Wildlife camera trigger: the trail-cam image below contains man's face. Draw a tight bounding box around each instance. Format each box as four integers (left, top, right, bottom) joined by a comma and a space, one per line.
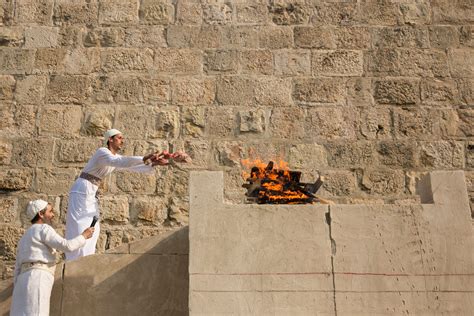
109, 134, 124, 151
40, 204, 55, 226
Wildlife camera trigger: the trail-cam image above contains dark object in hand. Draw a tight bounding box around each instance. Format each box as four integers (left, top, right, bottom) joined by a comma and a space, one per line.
90, 216, 99, 227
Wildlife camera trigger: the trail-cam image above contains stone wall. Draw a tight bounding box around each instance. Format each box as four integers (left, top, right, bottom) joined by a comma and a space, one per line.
0, 0, 473, 279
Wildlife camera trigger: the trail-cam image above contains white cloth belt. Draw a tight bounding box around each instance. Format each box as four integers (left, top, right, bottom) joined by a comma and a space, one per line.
20, 262, 56, 276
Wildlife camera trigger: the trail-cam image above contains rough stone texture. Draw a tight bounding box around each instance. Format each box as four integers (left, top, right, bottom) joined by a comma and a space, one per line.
0, 1, 473, 300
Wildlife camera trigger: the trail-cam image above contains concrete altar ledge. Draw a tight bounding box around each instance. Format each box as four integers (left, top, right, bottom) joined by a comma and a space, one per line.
189, 170, 473, 316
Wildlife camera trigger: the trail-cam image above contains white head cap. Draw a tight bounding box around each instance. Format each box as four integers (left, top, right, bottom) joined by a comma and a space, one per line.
27, 199, 48, 220
103, 129, 122, 146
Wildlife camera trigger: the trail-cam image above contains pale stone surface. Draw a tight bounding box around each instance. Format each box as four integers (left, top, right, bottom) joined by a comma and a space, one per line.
0, 49, 35, 74
312, 50, 363, 76
0, 139, 12, 165
115, 171, 156, 194
274, 49, 310, 76
0, 198, 17, 223
35, 168, 77, 195
12, 138, 54, 167
294, 26, 336, 49
306, 107, 357, 140
14, 0, 54, 24
172, 78, 215, 105
293, 78, 346, 104
46, 75, 92, 104
24, 27, 58, 48
15, 75, 47, 105
0, 76, 15, 100
238, 109, 265, 134
374, 79, 420, 105
100, 48, 154, 72
154, 48, 202, 74
189, 171, 333, 315
139, 0, 174, 25
99, 195, 129, 223
56, 138, 99, 163
39, 105, 83, 136
99, 0, 139, 24
130, 196, 168, 225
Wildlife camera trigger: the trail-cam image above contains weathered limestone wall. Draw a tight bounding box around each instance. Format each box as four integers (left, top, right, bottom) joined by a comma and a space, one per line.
0, 0, 473, 278
189, 171, 473, 315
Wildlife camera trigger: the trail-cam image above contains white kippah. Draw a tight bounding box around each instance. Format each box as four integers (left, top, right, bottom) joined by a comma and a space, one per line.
103, 129, 122, 146
26, 199, 48, 220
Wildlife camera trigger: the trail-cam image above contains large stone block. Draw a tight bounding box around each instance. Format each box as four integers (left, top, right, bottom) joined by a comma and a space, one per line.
182, 107, 206, 138
99, 196, 129, 223
365, 49, 400, 76
0, 0, 15, 26
311, 2, 359, 25
84, 27, 125, 47
399, 1, 432, 25
0, 75, 14, 100
57, 25, 85, 47
269, 107, 306, 140
294, 26, 336, 49
335, 26, 371, 49
100, 48, 154, 72
320, 170, 356, 197
361, 169, 405, 195
258, 26, 293, 49
115, 171, 157, 195
377, 141, 419, 168
130, 196, 167, 225
24, 26, 58, 48
421, 78, 459, 105
54, 0, 99, 25
14, 0, 53, 24
172, 77, 214, 107
124, 26, 167, 48
115, 106, 154, 139
293, 78, 346, 105
98, 0, 139, 24
14, 75, 47, 105
151, 108, 180, 139
429, 25, 460, 48
0, 225, 24, 260
214, 141, 243, 167
166, 25, 222, 48
207, 108, 235, 138
216, 76, 255, 105
154, 48, 202, 74
0, 168, 32, 191
202, 1, 232, 25
0, 104, 37, 137
12, 138, 54, 167
288, 143, 328, 169
204, 49, 239, 74
306, 107, 357, 140
46, 75, 92, 104
312, 50, 363, 76
432, 0, 474, 24
326, 142, 376, 168
33, 48, 67, 74
372, 26, 429, 48
398, 49, 450, 77
64, 48, 101, 74
0, 48, 35, 74
0, 198, 16, 224
139, 0, 174, 25
57, 138, 99, 163
238, 109, 266, 134
222, 26, 259, 48
0, 139, 12, 165
358, 106, 391, 140
268, 0, 310, 25
274, 49, 310, 76
176, 0, 202, 24
457, 109, 473, 137
39, 105, 83, 136
459, 25, 474, 47
83, 106, 114, 136
420, 141, 464, 168
235, 0, 268, 24
35, 168, 77, 195
255, 77, 292, 106
374, 79, 420, 105
359, 1, 401, 25
0, 26, 24, 47
449, 49, 474, 77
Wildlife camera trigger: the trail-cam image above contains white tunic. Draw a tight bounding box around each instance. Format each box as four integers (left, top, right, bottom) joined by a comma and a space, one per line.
65, 147, 153, 261
11, 224, 86, 316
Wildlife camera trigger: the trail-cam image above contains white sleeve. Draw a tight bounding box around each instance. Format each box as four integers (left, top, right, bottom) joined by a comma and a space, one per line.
96, 148, 144, 169
13, 255, 21, 285
41, 225, 86, 253
118, 163, 154, 174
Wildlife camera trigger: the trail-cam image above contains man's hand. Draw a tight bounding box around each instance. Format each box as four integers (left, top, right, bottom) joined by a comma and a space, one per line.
82, 227, 95, 239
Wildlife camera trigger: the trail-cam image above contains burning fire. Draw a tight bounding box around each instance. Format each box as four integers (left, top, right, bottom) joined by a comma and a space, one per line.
241, 159, 314, 204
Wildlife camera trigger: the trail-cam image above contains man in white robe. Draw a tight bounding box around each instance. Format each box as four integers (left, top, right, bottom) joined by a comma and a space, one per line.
64, 129, 171, 261
10, 199, 94, 316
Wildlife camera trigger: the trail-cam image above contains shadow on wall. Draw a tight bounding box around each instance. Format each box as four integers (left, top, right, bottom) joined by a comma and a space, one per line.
0, 227, 189, 316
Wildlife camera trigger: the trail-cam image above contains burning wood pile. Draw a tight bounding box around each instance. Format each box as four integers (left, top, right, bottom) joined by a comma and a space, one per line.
242, 160, 328, 204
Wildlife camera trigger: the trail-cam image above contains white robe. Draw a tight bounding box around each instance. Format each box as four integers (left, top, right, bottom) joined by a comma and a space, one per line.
11, 224, 86, 316
65, 147, 153, 261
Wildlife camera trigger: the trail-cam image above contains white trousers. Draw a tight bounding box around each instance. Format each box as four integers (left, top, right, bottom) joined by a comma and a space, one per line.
10, 269, 54, 316
65, 192, 100, 261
